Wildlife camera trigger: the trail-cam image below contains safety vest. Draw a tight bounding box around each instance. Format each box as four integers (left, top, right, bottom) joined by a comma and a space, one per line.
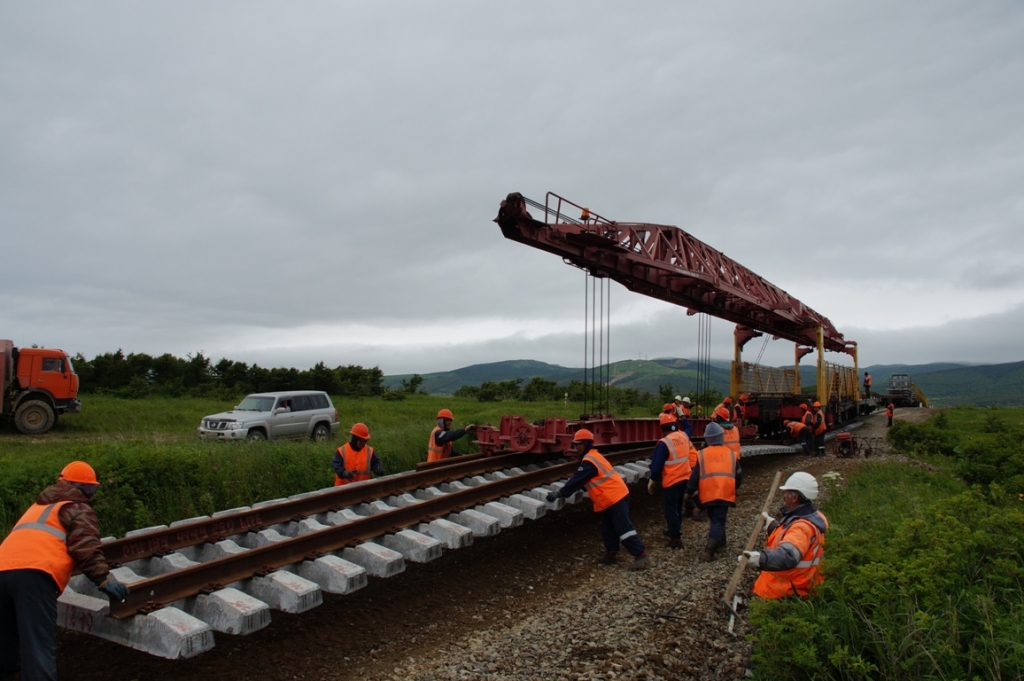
753, 511, 829, 599
427, 427, 451, 462
864, 375, 872, 387
0, 501, 74, 590
722, 424, 742, 460
682, 405, 691, 417
659, 431, 694, 488
334, 443, 375, 486
805, 410, 825, 435
886, 405, 894, 418
786, 421, 807, 438
696, 445, 738, 503
582, 450, 629, 512
733, 404, 744, 424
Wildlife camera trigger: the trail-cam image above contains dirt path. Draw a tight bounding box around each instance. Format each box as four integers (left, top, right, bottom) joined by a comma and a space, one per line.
56, 409, 930, 681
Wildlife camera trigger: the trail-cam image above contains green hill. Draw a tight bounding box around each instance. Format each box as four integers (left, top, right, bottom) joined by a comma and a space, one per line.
905, 361, 1024, 406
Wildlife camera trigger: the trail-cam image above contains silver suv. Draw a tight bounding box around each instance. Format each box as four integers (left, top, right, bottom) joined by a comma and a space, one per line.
198, 391, 340, 442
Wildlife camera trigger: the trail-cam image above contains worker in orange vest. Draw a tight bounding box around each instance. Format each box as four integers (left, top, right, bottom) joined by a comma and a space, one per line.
684, 423, 742, 561
647, 414, 697, 548
673, 395, 693, 438
783, 419, 810, 454
547, 429, 649, 569
804, 401, 826, 456
886, 403, 894, 427
427, 409, 476, 462
741, 472, 829, 599
733, 394, 748, 426
333, 423, 385, 485
714, 406, 742, 460
863, 372, 872, 399
0, 461, 130, 680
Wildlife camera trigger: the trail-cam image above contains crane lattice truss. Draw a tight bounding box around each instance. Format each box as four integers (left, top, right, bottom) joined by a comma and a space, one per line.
495, 192, 857, 357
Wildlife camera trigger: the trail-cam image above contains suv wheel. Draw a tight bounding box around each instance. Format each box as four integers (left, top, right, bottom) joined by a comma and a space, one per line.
311, 423, 331, 442
246, 429, 267, 441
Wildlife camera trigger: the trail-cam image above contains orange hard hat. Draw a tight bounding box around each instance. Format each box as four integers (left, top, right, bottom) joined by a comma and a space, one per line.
740, 394, 748, 402
800, 403, 809, 410
437, 409, 454, 419
723, 397, 733, 405
662, 403, 674, 413
350, 423, 371, 440
659, 413, 676, 426
813, 401, 821, 408
714, 406, 731, 421
60, 461, 99, 486
573, 428, 594, 442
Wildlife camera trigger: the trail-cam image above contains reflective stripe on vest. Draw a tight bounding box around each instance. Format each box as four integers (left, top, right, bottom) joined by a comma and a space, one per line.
722, 426, 741, 460
427, 427, 451, 462
0, 501, 75, 590
696, 445, 737, 503
753, 512, 829, 599
659, 432, 693, 488
581, 451, 629, 513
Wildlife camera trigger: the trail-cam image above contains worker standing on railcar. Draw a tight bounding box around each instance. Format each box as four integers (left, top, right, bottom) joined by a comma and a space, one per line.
0, 461, 130, 681
547, 430, 650, 570
863, 372, 872, 399
714, 406, 742, 460
740, 472, 829, 599
427, 409, 476, 462
733, 395, 748, 426
647, 414, 697, 549
333, 423, 385, 486
685, 423, 741, 561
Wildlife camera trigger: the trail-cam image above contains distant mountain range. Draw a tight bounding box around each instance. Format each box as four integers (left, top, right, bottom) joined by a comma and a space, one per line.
386, 358, 1024, 406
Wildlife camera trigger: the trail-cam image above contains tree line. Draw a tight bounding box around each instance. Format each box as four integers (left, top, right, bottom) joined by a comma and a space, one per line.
73, 350, 385, 399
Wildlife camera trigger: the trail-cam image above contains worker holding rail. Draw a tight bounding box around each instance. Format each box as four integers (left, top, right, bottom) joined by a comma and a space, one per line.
647, 413, 698, 549
547, 429, 650, 570
783, 419, 811, 454
740, 472, 829, 598
427, 409, 476, 462
333, 423, 385, 485
685, 423, 742, 562
673, 395, 694, 438
0, 461, 130, 681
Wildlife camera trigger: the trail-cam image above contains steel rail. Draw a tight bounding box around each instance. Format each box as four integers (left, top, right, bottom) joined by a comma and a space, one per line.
108, 446, 654, 619
101, 451, 549, 565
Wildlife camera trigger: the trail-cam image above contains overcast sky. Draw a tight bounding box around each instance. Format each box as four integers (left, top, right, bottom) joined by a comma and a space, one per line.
3, 2, 1023, 375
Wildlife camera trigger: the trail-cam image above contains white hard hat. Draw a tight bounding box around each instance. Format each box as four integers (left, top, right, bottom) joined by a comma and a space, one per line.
674, 395, 683, 401
682, 397, 691, 404
780, 472, 818, 501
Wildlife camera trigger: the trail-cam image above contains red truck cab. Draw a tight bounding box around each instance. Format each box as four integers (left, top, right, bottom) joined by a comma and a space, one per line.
1, 340, 81, 434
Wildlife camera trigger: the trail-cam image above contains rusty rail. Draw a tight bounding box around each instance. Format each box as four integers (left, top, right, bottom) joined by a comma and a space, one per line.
109, 446, 655, 618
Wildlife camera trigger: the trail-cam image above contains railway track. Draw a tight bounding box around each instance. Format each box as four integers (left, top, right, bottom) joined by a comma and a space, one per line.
59, 446, 669, 658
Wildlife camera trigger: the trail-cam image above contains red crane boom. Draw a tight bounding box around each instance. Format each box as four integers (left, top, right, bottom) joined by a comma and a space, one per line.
495, 192, 855, 355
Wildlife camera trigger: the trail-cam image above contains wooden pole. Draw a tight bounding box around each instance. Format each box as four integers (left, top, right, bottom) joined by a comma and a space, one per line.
723, 470, 783, 611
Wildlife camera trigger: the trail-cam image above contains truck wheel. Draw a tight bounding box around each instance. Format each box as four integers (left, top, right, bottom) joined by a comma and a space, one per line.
311, 423, 331, 442
246, 429, 267, 441
15, 400, 56, 435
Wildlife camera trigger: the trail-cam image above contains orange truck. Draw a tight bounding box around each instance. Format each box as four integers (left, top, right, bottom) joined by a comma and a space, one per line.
1, 340, 81, 434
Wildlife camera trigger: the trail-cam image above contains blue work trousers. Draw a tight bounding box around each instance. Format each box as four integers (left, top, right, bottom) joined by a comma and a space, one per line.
705, 503, 730, 544
600, 496, 645, 557
663, 481, 686, 539
802, 430, 815, 455
0, 569, 60, 681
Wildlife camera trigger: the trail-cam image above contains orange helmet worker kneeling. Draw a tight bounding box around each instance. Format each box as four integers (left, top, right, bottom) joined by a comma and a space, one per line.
427, 409, 477, 462
333, 423, 385, 486
740, 472, 829, 599
546, 429, 650, 570
0, 461, 130, 680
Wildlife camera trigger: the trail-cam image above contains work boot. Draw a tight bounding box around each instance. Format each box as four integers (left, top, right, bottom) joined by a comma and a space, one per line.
692, 509, 708, 523
628, 552, 650, 570
596, 552, 620, 565
702, 538, 720, 562
665, 538, 683, 549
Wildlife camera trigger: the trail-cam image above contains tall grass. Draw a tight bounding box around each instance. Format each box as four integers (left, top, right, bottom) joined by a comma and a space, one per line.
747, 408, 1024, 680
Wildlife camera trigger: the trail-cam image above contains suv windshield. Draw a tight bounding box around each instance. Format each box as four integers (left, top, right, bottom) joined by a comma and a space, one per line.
236, 396, 276, 412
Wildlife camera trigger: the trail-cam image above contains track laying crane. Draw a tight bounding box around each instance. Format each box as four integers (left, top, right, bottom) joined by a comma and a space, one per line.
494, 192, 862, 433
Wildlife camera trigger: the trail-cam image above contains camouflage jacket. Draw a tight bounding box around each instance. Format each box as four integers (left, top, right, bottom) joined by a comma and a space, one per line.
37, 480, 111, 585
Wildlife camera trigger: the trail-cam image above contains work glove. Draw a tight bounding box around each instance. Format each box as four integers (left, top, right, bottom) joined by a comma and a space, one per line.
343, 470, 354, 480
465, 424, 477, 433
545, 490, 560, 503
760, 511, 777, 528
99, 578, 130, 602
647, 479, 657, 495
739, 550, 761, 569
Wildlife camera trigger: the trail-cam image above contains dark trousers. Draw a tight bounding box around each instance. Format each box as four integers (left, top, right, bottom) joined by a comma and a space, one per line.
662, 481, 686, 539
803, 430, 815, 454
0, 569, 60, 681
600, 496, 645, 557
706, 503, 730, 544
